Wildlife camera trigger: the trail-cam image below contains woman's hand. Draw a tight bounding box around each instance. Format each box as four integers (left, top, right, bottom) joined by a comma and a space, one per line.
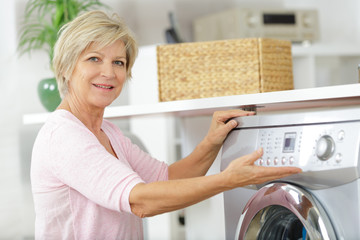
169, 109, 255, 180
204, 109, 255, 147
222, 148, 302, 188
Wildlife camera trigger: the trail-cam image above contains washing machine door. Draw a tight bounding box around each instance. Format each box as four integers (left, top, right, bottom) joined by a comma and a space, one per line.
235, 183, 336, 240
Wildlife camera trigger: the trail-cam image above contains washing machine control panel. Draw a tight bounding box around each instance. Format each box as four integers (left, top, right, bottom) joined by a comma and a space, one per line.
222, 110, 360, 189
255, 121, 360, 172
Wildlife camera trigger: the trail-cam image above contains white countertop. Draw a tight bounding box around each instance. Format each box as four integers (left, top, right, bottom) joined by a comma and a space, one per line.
23, 83, 360, 125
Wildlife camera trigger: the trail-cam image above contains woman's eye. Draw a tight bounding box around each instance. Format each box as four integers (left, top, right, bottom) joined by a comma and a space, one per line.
89, 57, 99, 62
114, 60, 125, 66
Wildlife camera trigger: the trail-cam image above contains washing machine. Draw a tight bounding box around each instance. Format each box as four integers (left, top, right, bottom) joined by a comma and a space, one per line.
221, 106, 360, 240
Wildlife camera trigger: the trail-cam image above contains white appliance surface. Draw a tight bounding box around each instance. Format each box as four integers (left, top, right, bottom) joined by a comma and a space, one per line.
221, 106, 360, 239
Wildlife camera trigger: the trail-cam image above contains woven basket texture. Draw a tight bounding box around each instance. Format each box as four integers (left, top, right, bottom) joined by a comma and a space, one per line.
157, 38, 293, 102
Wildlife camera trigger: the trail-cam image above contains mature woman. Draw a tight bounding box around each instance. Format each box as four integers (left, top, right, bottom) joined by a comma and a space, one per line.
31, 10, 301, 239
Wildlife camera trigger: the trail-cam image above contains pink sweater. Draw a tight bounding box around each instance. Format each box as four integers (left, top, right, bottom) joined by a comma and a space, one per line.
31, 110, 168, 239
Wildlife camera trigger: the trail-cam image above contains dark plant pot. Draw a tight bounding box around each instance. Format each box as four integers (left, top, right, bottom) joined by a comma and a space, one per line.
37, 77, 61, 112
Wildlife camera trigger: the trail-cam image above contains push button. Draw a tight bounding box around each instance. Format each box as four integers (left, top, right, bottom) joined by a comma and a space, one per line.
338, 130, 345, 141
335, 153, 342, 163
259, 158, 264, 166
289, 156, 295, 165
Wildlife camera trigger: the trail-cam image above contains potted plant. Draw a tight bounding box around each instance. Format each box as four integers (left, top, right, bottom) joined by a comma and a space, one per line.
18, 0, 108, 111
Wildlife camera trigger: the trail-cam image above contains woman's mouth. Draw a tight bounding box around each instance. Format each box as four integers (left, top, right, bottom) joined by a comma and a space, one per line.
93, 83, 114, 89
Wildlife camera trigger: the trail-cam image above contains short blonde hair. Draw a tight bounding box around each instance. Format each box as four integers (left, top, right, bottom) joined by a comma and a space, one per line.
53, 10, 138, 98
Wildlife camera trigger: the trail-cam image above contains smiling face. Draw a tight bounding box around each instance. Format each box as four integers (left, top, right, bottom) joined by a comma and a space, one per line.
67, 39, 127, 111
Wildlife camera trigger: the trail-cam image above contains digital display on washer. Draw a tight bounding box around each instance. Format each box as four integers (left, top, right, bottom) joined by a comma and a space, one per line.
283, 132, 297, 153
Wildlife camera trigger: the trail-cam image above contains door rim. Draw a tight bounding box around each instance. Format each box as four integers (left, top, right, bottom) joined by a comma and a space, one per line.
235, 182, 337, 240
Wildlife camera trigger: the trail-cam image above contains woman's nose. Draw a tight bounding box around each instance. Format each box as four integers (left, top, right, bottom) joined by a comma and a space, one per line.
101, 62, 115, 78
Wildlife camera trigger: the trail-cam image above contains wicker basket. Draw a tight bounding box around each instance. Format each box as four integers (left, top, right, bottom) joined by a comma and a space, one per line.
157, 38, 293, 102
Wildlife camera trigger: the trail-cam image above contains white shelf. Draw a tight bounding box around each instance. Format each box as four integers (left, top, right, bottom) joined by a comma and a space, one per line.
292, 43, 360, 57
23, 83, 360, 125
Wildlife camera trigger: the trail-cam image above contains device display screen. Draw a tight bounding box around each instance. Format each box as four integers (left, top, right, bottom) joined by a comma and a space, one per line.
283, 132, 297, 153
263, 13, 296, 24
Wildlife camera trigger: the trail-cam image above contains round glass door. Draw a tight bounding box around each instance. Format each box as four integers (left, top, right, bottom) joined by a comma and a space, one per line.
246, 205, 309, 239
236, 183, 336, 240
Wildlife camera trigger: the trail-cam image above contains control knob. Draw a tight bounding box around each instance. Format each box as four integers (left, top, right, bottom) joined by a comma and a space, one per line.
316, 135, 335, 160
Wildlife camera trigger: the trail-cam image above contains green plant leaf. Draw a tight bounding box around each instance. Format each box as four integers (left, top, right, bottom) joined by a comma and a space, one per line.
18, 0, 109, 68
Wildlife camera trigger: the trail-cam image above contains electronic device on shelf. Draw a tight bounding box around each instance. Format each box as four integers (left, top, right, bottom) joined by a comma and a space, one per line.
193, 8, 319, 43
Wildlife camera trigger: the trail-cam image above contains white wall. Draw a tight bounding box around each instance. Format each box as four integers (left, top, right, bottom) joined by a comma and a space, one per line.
284, 0, 360, 45
2, 0, 360, 239
0, 1, 28, 239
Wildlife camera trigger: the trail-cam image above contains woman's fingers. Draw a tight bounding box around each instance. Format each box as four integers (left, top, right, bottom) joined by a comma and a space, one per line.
206, 110, 253, 146
214, 109, 255, 123
225, 148, 302, 187
241, 148, 302, 175
258, 165, 302, 178
243, 148, 263, 164
223, 119, 238, 132
251, 166, 302, 184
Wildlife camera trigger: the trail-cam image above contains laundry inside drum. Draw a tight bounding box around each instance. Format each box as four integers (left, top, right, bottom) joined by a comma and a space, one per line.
245, 205, 309, 240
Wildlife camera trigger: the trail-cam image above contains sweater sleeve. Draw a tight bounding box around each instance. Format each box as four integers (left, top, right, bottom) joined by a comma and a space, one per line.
49, 122, 144, 213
